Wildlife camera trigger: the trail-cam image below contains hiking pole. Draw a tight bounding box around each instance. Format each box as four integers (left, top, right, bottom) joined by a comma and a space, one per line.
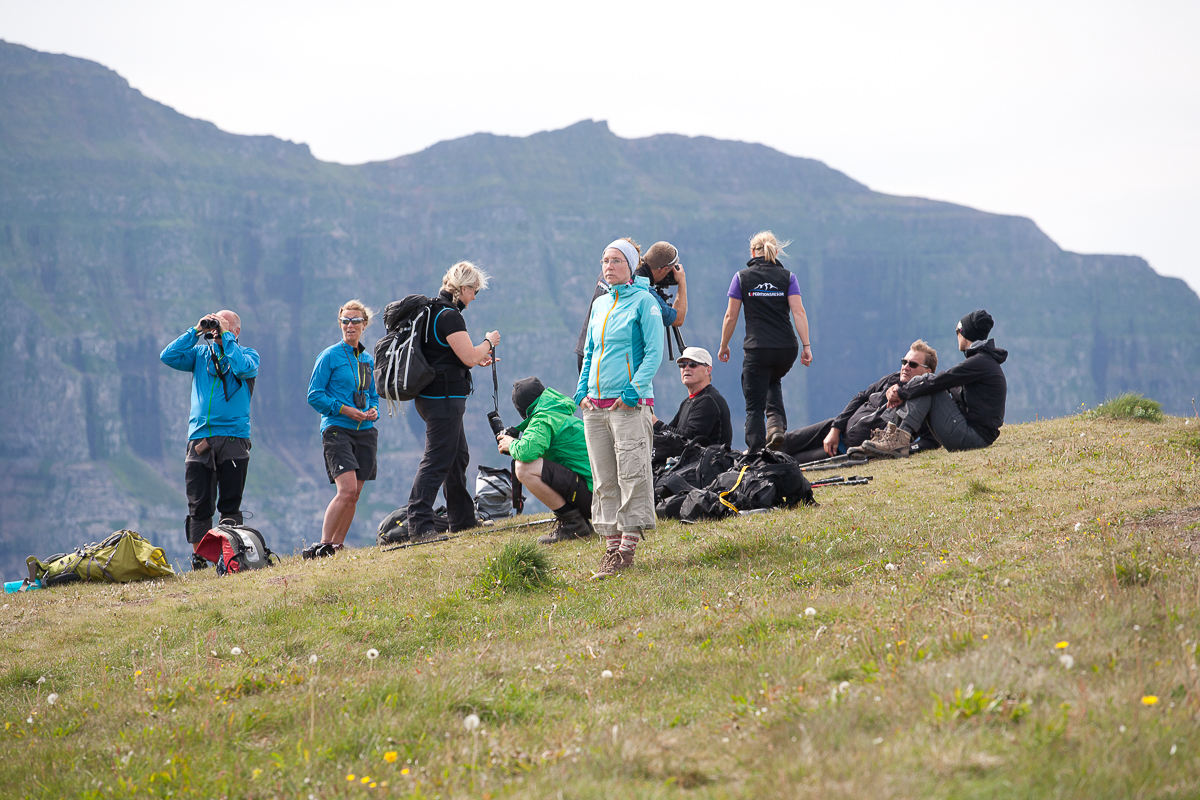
801, 457, 869, 473
811, 476, 873, 488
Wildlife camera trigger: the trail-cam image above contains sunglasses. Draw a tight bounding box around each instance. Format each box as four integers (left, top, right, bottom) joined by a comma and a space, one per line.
900, 359, 927, 370
678, 360, 705, 369
340, 317, 366, 326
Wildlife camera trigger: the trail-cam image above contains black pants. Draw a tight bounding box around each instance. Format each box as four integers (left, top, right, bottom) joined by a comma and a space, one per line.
781, 418, 834, 464
407, 397, 476, 534
742, 346, 798, 452
184, 440, 249, 544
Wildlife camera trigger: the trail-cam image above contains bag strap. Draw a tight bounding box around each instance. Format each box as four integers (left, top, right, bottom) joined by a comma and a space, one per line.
718, 466, 749, 514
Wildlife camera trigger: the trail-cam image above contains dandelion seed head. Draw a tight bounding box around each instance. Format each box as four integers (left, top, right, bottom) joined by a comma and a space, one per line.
804, 607, 816, 617
36, 676, 46, 685
1059, 654, 1075, 670
885, 563, 897, 571
46, 693, 58, 705
838, 681, 850, 693
367, 648, 379, 660
464, 713, 481, 731
601, 669, 614, 679
230, 647, 242, 656
309, 655, 318, 665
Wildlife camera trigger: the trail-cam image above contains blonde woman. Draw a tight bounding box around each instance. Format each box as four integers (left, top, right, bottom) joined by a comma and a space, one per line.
405, 262, 500, 542
717, 231, 812, 452
305, 300, 380, 558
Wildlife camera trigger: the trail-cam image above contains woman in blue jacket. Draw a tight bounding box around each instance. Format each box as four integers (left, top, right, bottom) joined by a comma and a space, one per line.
305, 300, 381, 558
575, 238, 664, 579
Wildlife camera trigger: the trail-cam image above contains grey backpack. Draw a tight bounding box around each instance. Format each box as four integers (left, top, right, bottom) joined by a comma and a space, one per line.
474, 466, 515, 521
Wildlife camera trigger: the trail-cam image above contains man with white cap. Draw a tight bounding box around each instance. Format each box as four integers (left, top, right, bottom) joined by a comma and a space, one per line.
652, 346, 733, 447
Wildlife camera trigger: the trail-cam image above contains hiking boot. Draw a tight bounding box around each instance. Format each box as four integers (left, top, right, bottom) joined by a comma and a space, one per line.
589, 550, 621, 580
190, 553, 210, 571
861, 422, 912, 458
765, 429, 786, 451
410, 527, 447, 545
302, 542, 336, 560
538, 507, 593, 545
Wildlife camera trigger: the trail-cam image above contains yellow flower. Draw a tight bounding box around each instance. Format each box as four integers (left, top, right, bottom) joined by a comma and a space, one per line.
383, 751, 398, 763
1055, 641, 1069, 649
370, 783, 377, 788
361, 776, 371, 784
346, 774, 356, 781
134, 671, 142, 676
401, 768, 410, 775
1142, 695, 1159, 706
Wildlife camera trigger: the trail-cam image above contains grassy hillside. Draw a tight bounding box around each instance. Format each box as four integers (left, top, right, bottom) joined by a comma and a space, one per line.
2, 414, 1199, 798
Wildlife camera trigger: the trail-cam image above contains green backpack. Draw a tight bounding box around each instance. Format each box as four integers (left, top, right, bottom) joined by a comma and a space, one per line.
27, 530, 176, 586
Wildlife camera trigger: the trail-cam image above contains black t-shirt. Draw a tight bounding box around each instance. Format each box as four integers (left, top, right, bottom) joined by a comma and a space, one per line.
420, 292, 472, 398
654, 384, 733, 447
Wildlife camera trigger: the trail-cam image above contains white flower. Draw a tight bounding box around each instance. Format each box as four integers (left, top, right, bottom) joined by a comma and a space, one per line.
1119, 725, 1127, 733
230, 647, 242, 656
309, 655, 319, 665
838, 681, 850, 693
804, 607, 816, 617
1074, 523, 1083, 532
26, 717, 33, 724
1059, 654, 1075, 670
885, 563, 897, 572
366, 649, 379, 660
36, 676, 46, 685
1171, 743, 1178, 755
463, 714, 481, 731
601, 669, 614, 679
46, 693, 58, 705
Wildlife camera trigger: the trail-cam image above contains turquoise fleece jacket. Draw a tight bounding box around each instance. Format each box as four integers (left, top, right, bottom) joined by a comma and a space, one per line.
160, 329, 259, 440
307, 341, 381, 432
574, 276, 664, 407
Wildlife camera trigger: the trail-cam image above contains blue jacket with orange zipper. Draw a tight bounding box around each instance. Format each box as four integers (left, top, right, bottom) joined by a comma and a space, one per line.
574, 275, 664, 407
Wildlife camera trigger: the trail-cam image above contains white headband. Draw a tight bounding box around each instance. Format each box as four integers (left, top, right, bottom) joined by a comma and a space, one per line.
604, 239, 639, 283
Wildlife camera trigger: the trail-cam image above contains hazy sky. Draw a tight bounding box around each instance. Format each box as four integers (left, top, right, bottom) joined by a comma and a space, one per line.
6, 1, 1199, 292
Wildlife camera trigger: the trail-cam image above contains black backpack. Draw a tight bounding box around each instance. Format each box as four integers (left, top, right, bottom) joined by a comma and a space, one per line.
377, 505, 452, 546
375, 295, 436, 411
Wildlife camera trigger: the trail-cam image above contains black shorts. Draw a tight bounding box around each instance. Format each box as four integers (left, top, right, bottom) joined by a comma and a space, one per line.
539, 460, 592, 519
322, 426, 379, 483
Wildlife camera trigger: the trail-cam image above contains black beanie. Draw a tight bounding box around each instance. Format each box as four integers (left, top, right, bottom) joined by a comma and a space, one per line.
958, 309, 994, 342
512, 377, 545, 419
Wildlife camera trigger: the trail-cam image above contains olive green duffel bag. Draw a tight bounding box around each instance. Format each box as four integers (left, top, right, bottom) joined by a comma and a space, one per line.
27, 530, 176, 586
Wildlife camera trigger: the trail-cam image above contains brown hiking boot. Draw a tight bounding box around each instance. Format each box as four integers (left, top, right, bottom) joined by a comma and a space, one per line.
765, 428, 786, 451
861, 422, 912, 458
538, 507, 593, 545
589, 550, 621, 580
848, 427, 888, 458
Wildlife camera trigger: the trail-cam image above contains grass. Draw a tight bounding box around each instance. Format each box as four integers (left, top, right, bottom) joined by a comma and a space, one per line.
1089, 392, 1165, 422
1, 412, 1199, 798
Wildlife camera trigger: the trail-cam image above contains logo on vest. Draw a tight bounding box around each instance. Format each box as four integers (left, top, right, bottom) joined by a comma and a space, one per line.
754, 283, 778, 291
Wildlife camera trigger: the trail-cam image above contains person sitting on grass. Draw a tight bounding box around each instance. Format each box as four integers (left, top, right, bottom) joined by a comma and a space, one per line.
651, 346, 732, 448
497, 377, 595, 545
863, 309, 1008, 458
779, 340, 938, 463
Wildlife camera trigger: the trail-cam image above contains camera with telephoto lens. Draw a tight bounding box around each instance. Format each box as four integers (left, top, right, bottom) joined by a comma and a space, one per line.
487, 411, 519, 439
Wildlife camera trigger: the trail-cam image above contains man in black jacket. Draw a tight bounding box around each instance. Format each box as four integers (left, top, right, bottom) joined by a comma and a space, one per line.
779, 340, 938, 463
652, 347, 733, 447
863, 310, 1008, 457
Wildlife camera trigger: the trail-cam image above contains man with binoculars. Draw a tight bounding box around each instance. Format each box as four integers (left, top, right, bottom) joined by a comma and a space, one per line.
160, 310, 259, 569
496, 377, 594, 544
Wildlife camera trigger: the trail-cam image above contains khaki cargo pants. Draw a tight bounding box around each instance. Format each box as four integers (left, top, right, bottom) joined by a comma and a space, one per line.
582, 403, 656, 535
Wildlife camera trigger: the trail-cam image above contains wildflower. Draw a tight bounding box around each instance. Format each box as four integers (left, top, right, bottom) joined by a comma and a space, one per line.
383, 751, 398, 763
46, 693, 58, 705
367, 648, 379, 660
885, 563, 897, 572
309, 655, 318, 665
134, 671, 142, 677
251, 768, 262, 779
1074, 523, 1083, 532
231, 647, 242, 656
401, 768, 410, 775
1142, 695, 1159, 706
464, 714, 481, 731
1171, 744, 1178, 755
804, 607, 816, 617
1059, 654, 1075, 670
26, 717, 33, 724
601, 670, 614, 679
361, 776, 371, 784
346, 774, 356, 781
36, 676, 46, 685
1055, 641, 1069, 649
370, 783, 377, 788
838, 681, 850, 693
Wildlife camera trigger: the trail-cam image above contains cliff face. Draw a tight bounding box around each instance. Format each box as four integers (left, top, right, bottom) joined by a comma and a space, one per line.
2, 41, 1197, 578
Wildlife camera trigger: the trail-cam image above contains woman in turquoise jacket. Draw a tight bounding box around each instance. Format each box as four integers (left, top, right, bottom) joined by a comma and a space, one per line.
574, 238, 664, 579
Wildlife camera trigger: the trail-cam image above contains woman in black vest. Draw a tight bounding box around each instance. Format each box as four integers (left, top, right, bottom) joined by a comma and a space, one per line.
717, 231, 813, 452
405, 261, 500, 541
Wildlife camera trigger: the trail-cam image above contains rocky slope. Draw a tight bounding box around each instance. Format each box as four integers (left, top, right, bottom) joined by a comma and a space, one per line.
2, 40, 1197, 577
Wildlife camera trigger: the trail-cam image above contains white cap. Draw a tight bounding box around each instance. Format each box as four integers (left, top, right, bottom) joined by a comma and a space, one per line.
676, 347, 713, 367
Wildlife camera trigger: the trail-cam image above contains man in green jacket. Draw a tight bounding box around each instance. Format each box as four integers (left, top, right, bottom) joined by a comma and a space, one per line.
497, 377, 594, 544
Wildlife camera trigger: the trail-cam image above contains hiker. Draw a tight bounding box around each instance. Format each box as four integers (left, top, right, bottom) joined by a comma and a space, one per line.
574, 240, 687, 372
496, 377, 595, 545
405, 261, 501, 542
717, 231, 813, 452
159, 309, 260, 570
303, 300, 381, 559
863, 310, 1008, 457
779, 340, 938, 463
652, 346, 733, 447
575, 238, 664, 579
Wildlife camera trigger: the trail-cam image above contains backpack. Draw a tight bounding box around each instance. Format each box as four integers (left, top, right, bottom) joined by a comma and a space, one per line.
195, 523, 280, 575
26, 530, 175, 585
475, 465, 515, 521
374, 294, 436, 413
377, 505, 452, 545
